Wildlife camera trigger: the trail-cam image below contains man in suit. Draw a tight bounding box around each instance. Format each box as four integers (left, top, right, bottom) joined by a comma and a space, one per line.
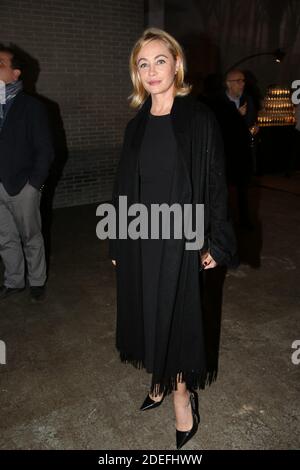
0, 45, 54, 301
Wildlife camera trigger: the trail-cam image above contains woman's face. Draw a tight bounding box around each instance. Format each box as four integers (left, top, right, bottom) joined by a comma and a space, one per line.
136, 39, 179, 97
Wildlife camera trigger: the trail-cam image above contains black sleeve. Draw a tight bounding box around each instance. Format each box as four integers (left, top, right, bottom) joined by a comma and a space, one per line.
108, 168, 119, 260
108, 120, 133, 260
207, 115, 239, 268
28, 100, 55, 190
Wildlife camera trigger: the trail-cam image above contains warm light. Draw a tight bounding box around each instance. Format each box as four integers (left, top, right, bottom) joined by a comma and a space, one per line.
258, 85, 295, 127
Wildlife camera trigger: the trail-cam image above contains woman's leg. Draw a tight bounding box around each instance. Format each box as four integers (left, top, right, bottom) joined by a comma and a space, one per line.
173, 381, 193, 431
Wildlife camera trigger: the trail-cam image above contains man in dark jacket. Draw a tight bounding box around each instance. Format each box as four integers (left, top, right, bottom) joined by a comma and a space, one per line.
0, 45, 54, 301
210, 69, 258, 229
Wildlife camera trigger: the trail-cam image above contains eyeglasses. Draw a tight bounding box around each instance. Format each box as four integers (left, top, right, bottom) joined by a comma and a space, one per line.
227, 79, 245, 83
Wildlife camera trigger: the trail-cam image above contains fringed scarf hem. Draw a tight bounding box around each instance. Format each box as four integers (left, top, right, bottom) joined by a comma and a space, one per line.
119, 351, 217, 397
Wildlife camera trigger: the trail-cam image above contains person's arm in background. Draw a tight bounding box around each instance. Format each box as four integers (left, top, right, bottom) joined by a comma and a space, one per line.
243, 94, 259, 135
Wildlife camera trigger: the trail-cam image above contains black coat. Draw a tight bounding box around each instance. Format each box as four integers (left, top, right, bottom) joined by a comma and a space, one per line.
209, 92, 254, 184
0, 92, 54, 195
109, 95, 237, 395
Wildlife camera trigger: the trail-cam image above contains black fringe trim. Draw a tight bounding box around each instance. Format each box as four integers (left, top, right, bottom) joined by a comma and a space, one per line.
119, 352, 145, 370
119, 352, 218, 397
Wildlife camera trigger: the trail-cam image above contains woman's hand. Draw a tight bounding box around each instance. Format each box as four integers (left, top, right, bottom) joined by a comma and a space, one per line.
112, 260, 116, 267
200, 252, 217, 270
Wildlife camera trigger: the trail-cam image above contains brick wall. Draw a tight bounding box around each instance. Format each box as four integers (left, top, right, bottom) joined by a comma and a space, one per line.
1, 0, 144, 207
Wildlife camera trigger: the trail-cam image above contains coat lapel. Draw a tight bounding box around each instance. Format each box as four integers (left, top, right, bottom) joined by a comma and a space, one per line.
131, 97, 151, 154
0, 92, 24, 135
170, 95, 194, 199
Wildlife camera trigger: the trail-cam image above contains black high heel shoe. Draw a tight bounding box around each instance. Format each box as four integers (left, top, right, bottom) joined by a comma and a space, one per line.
140, 391, 165, 411
176, 390, 200, 450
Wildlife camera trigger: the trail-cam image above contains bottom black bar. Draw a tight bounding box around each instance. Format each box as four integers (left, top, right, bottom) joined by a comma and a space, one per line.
0, 450, 299, 467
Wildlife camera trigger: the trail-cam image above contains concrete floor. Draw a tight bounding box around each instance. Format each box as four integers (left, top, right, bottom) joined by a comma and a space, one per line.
0, 175, 299, 450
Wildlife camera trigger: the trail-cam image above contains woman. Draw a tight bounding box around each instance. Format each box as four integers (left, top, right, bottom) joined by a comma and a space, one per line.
109, 28, 237, 449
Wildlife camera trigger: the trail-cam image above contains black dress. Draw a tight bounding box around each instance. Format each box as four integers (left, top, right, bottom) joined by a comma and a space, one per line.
111, 95, 237, 396
139, 113, 177, 372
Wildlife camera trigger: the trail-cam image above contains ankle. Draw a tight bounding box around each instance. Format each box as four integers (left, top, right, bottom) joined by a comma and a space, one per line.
173, 390, 190, 406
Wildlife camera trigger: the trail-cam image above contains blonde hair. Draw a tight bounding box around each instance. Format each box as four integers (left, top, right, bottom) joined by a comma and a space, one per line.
129, 28, 191, 108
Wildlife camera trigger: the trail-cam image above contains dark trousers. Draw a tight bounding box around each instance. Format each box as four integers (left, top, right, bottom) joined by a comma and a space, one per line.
236, 183, 251, 225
